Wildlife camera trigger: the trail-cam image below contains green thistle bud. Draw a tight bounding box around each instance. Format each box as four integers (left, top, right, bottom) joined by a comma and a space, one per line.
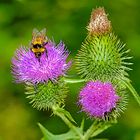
25, 78, 68, 110
75, 8, 132, 82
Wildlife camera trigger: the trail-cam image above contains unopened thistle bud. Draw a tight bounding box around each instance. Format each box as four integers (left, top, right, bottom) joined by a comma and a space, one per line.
76, 8, 132, 82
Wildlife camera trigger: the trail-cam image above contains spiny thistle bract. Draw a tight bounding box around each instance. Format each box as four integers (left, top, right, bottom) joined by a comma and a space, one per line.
75, 8, 132, 82
79, 81, 127, 120
25, 78, 68, 110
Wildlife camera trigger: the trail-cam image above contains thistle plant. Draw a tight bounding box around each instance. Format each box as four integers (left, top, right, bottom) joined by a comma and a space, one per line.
11, 7, 140, 140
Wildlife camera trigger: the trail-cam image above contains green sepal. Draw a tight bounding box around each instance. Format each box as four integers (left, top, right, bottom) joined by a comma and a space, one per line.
38, 123, 78, 140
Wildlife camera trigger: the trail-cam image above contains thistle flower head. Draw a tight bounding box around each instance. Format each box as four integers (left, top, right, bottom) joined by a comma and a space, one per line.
12, 41, 71, 84
79, 81, 126, 119
87, 7, 112, 35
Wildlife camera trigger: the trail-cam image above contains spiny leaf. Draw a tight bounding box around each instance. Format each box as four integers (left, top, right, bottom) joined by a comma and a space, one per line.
38, 123, 54, 140
80, 118, 85, 132
38, 123, 78, 140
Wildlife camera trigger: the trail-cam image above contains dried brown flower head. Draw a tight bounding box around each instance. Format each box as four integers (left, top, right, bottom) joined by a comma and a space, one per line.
87, 7, 112, 35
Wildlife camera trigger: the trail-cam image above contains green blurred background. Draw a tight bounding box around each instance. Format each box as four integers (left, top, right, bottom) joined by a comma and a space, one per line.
0, 0, 140, 140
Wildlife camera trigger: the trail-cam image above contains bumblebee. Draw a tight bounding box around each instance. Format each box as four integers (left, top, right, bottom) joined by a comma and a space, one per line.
31, 28, 48, 58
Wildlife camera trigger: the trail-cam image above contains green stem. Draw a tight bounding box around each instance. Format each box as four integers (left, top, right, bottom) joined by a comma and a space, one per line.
123, 80, 140, 106
63, 77, 86, 83
83, 120, 99, 140
83, 121, 112, 140
52, 106, 83, 139
91, 123, 111, 137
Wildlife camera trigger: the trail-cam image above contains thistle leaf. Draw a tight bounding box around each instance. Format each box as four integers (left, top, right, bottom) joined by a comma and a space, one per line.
38, 123, 54, 140
38, 123, 78, 140
80, 118, 85, 132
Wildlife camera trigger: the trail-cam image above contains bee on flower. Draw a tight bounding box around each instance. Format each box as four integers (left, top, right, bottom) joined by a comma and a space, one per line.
12, 28, 71, 84
31, 28, 48, 59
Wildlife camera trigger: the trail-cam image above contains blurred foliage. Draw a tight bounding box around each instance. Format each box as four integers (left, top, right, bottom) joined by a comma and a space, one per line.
0, 0, 140, 140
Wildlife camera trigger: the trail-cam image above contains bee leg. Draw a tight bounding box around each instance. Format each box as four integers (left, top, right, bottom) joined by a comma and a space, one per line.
43, 41, 48, 46
38, 57, 40, 62
35, 52, 41, 62
45, 49, 48, 58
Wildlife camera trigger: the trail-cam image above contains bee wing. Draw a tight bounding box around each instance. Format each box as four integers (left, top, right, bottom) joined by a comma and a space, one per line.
40, 28, 46, 36
32, 28, 39, 36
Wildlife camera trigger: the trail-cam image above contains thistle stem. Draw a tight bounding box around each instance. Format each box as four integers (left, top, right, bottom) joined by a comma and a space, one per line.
63, 77, 86, 83
83, 120, 99, 140
83, 121, 112, 140
123, 80, 140, 106
91, 123, 111, 137
52, 106, 83, 139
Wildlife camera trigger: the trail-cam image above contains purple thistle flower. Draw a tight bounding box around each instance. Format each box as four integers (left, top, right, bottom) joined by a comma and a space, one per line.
79, 81, 119, 118
12, 41, 71, 84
